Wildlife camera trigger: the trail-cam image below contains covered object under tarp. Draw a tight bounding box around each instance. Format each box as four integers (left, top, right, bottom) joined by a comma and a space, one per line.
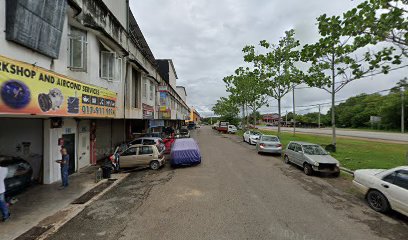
170, 138, 201, 166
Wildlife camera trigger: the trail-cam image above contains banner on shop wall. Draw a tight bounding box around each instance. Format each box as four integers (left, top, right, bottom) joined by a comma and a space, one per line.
159, 92, 168, 112
142, 103, 154, 119
0, 55, 117, 117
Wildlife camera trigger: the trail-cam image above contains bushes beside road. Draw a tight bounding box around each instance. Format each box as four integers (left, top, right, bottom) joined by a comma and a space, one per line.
237, 130, 407, 170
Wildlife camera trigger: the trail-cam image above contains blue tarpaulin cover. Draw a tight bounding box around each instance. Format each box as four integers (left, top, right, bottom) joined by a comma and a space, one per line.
170, 138, 201, 166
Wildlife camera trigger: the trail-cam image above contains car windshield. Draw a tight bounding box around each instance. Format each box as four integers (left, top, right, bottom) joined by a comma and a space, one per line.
252, 132, 261, 136
262, 136, 279, 142
303, 145, 328, 155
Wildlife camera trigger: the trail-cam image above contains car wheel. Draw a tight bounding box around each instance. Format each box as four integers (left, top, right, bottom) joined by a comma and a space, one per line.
333, 171, 340, 177
367, 190, 390, 213
284, 155, 290, 164
150, 161, 160, 170
243, 136, 246, 142
303, 163, 313, 176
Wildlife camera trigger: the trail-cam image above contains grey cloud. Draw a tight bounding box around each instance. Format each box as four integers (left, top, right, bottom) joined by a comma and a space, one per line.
130, 0, 406, 117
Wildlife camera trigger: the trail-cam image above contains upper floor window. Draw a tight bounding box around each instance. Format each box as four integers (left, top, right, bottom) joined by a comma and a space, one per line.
68, 27, 87, 71
150, 83, 154, 101
100, 42, 122, 81
143, 79, 148, 99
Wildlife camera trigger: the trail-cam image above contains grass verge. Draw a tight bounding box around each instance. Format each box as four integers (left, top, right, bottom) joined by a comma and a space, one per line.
237, 129, 408, 170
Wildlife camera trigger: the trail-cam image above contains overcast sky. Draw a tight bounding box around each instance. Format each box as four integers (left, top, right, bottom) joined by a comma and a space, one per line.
130, 0, 406, 117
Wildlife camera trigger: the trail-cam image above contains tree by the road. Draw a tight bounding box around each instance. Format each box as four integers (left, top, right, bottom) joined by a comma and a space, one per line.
300, 9, 402, 150
243, 29, 303, 135
212, 96, 240, 125
329, 0, 407, 63
224, 67, 268, 127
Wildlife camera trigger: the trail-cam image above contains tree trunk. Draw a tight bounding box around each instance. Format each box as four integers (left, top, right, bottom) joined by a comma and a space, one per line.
241, 104, 245, 128
253, 106, 257, 127
331, 54, 336, 150
246, 104, 249, 127
278, 98, 281, 135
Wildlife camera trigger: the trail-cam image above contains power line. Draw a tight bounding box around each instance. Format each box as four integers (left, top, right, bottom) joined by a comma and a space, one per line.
264, 87, 394, 111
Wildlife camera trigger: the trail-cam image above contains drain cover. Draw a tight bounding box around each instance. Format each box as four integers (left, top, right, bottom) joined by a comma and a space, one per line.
15, 225, 52, 240
71, 181, 114, 204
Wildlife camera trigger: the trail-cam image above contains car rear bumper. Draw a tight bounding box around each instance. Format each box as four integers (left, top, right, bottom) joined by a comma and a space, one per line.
158, 156, 166, 166
258, 147, 282, 153
352, 180, 369, 195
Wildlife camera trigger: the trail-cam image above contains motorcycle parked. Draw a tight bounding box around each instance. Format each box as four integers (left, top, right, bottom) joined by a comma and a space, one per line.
108, 143, 127, 171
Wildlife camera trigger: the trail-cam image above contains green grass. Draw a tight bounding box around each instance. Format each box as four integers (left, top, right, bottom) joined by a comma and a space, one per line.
237, 129, 408, 170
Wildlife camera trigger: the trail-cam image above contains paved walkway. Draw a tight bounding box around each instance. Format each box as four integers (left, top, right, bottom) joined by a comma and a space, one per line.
0, 166, 101, 240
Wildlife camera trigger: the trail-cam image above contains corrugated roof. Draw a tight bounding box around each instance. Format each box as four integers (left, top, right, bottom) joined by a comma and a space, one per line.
128, 9, 156, 66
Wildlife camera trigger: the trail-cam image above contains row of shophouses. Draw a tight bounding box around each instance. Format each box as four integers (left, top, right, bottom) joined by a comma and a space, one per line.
0, 0, 191, 184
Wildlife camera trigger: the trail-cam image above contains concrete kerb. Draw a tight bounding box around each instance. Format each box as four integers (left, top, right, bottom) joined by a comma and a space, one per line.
32, 173, 129, 240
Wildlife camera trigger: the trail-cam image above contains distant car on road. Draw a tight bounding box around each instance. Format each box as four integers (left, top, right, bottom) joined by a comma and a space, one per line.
179, 127, 190, 138
187, 122, 196, 130
227, 125, 237, 134
217, 121, 229, 133
243, 131, 261, 145
353, 166, 408, 216
119, 144, 165, 170
256, 135, 282, 155
284, 141, 340, 177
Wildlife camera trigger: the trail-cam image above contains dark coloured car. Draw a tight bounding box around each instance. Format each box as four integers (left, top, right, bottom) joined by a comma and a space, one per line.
179, 128, 190, 138
0, 156, 33, 199
187, 122, 196, 130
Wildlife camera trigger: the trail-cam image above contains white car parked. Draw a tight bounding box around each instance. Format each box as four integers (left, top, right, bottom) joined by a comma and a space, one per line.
353, 166, 408, 216
243, 131, 261, 145
227, 125, 237, 134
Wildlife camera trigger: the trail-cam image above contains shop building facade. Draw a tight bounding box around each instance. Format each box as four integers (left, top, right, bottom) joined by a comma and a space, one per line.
0, 0, 189, 184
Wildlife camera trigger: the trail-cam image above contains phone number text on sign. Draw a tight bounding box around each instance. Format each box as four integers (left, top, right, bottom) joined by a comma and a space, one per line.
81, 105, 115, 116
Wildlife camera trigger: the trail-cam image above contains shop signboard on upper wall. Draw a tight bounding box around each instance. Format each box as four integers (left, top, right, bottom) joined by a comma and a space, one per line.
0, 55, 117, 118
142, 103, 154, 119
159, 91, 168, 112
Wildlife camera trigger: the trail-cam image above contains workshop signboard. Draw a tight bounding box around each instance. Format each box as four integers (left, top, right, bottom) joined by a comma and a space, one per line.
0, 55, 117, 117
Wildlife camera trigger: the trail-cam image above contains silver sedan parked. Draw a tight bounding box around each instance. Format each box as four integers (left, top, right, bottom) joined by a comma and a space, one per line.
256, 135, 282, 155
284, 141, 340, 177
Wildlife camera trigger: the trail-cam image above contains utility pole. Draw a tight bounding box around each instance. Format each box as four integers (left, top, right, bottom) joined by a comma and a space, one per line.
285, 110, 288, 127
331, 53, 336, 150
401, 87, 405, 133
318, 104, 321, 129
292, 85, 296, 135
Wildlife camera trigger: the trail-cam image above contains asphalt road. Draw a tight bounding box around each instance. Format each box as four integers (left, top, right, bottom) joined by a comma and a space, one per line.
46, 126, 408, 240
258, 126, 408, 143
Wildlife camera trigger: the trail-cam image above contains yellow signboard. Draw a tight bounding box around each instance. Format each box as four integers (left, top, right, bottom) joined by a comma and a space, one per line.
0, 55, 117, 117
